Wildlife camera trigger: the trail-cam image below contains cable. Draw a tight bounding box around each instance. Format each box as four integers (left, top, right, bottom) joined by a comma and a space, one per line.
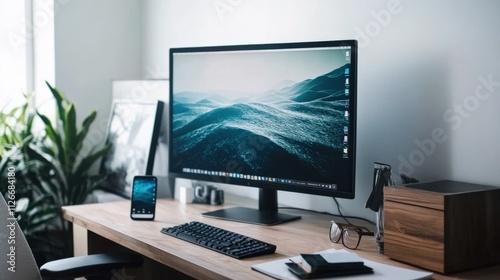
332, 197, 352, 225
278, 203, 375, 227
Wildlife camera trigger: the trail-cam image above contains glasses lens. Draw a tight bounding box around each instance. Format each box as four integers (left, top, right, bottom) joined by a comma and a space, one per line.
330, 222, 342, 243
343, 229, 361, 249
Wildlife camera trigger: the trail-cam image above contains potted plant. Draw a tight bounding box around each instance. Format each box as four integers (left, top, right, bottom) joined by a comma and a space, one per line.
0, 82, 111, 264
0, 93, 59, 263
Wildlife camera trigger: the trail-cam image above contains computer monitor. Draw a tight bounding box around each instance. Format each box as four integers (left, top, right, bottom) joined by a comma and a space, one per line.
168, 40, 357, 225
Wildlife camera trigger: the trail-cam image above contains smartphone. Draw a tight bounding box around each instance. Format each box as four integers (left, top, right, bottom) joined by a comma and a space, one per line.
130, 175, 157, 220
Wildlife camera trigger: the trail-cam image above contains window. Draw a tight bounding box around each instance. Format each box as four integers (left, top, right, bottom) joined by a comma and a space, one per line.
0, 0, 55, 115
0, 0, 27, 109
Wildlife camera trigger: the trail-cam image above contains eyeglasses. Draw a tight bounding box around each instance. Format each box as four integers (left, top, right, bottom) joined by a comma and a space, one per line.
329, 221, 374, 250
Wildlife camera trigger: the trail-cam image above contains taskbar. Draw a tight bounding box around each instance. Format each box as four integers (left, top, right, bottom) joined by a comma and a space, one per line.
181, 168, 338, 190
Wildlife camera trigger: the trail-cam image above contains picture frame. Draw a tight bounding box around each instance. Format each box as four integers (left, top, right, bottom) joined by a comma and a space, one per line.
99, 99, 164, 198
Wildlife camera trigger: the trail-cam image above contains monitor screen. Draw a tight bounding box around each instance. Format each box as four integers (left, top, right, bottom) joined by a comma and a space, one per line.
169, 40, 357, 224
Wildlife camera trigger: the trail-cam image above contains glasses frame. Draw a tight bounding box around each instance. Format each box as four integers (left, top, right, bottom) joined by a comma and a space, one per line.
329, 221, 374, 250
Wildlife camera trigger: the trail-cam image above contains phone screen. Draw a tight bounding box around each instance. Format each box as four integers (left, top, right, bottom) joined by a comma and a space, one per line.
130, 176, 157, 220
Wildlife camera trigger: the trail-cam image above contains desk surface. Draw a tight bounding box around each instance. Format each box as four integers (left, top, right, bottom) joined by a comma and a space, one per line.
63, 197, 500, 280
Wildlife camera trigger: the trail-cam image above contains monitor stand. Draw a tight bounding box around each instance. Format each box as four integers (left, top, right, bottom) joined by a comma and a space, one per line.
201, 189, 301, 226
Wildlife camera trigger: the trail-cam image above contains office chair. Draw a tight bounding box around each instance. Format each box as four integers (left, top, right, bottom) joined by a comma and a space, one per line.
0, 196, 143, 280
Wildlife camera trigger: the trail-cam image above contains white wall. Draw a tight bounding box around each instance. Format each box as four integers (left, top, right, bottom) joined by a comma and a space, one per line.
54, 0, 500, 222
54, 0, 143, 150
141, 0, 500, 222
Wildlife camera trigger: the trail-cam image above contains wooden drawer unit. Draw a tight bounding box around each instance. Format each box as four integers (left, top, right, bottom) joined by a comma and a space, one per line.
384, 180, 500, 274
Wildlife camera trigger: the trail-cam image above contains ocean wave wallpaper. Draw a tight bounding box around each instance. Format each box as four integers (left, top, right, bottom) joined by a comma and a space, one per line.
171, 47, 352, 187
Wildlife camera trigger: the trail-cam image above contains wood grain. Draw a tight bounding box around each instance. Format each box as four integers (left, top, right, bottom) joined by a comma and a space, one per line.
384, 200, 445, 272
385, 185, 444, 210
384, 183, 500, 274
63, 196, 500, 279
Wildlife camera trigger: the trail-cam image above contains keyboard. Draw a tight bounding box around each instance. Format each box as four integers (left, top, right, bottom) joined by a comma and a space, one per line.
161, 221, 277, 259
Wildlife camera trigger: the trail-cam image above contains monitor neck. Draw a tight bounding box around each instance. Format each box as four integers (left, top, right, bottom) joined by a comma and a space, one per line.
259, 188, 278, 212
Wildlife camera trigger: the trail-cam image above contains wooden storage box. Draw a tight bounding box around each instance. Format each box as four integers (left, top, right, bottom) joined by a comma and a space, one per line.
384, 180, 500, 274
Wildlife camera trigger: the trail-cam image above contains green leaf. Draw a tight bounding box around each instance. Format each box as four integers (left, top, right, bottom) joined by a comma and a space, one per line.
45, 81, 67, 123
26, 145, 68, 203
64, 103, 78, 169
73, 143, 111, 178
81, 110, 97, 129
75, 111, 97, 153
37, 112, 67, 171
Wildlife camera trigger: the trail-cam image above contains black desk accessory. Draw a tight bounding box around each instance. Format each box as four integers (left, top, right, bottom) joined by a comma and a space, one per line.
365, 162, 392, 212
286, 253, 373, 279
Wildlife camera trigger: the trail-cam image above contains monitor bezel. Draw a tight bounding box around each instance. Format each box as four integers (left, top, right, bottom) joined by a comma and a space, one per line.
168, 40, 357, 200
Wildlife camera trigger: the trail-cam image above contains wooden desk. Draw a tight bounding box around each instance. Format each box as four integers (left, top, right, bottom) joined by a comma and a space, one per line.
63, 198, 500, 280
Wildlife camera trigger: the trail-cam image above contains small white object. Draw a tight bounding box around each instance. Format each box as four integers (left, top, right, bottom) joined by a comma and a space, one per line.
179, 186, 194, 204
